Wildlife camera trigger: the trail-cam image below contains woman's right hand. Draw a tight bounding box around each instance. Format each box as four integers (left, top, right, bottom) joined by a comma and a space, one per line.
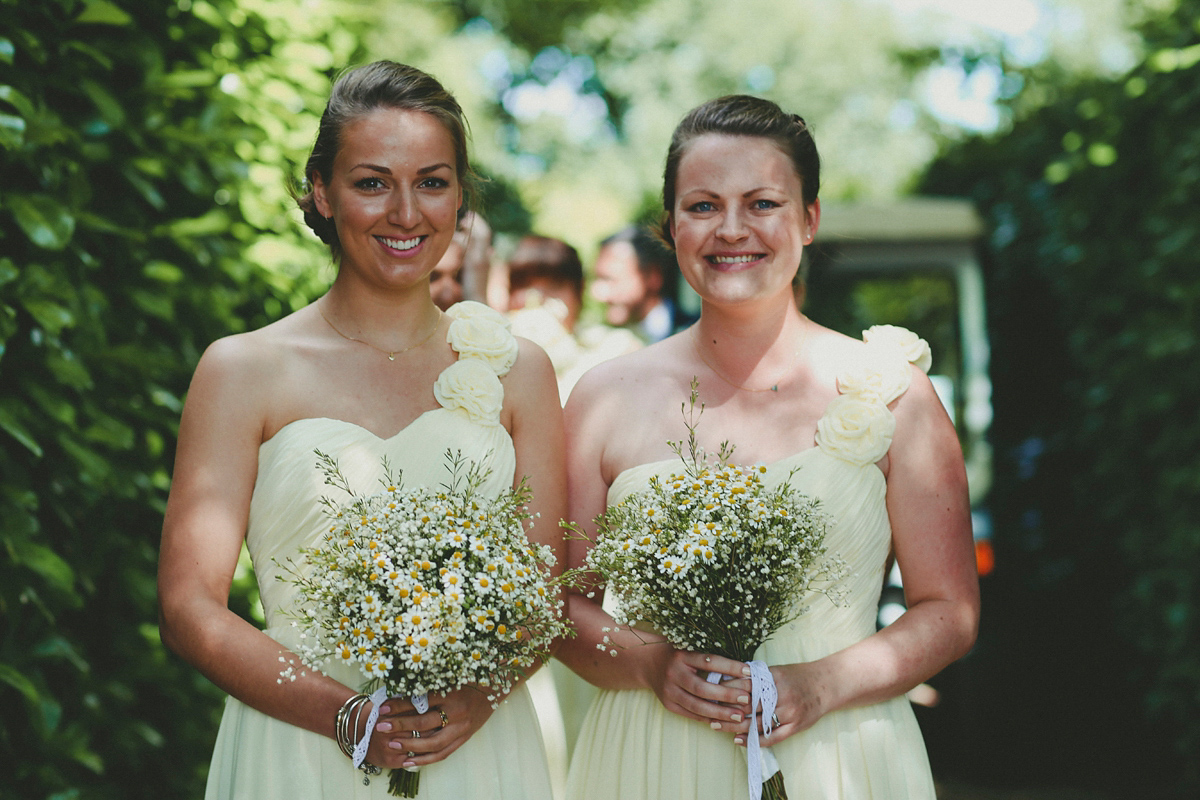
647, 648, 752, 727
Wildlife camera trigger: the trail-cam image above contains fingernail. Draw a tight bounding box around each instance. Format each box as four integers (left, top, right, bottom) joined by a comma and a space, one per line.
741, 666, 751, 676
734, 737, 744, 745
402, 760, 416, 768
730, 713, 742, 722
376, 721, 391, 732
737, 695, 749, 704
710, 721, 722, 730
380, 705, 390, 714
388, 740, 403, 750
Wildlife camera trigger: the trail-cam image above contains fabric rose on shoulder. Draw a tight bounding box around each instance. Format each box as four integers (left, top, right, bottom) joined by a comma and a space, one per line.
863, 325, 933, 374
837, 344, 913, 406
446, 301, 519, 376
434, 358, 504, 425
815, 394, 896, 466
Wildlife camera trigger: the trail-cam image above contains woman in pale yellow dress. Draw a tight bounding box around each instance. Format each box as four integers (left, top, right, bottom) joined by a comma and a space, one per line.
157, 61, 564, 799
559, 95, 980, 799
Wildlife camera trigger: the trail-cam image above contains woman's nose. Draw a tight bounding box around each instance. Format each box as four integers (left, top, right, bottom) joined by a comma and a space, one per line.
715, 208, 748, 241
388, 189, 421, 228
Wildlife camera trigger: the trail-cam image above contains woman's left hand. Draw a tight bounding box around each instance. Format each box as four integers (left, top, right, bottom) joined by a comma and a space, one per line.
372, 686, 498, 767
726, 661, 829, 747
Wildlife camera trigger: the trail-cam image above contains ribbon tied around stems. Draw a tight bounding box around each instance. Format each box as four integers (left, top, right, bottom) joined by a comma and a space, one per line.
352, 686, 390, 769
706, 660, 779, 800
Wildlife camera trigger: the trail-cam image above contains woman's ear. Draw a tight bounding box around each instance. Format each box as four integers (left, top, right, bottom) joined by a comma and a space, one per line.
312, 173, 332, 219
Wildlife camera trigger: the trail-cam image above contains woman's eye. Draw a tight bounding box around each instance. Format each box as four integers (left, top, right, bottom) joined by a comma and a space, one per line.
688, 201, 716, 213
354, 177, 385, 191
753, 198, 780, 210
419, 177, 450, 189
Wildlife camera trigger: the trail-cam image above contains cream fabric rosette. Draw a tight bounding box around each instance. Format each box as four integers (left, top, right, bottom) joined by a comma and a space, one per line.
814, 393, 897, 466
863, 324, 933, 374
446, 300, 519, 376
837, 346, 913, 406
433, 357, 505, 425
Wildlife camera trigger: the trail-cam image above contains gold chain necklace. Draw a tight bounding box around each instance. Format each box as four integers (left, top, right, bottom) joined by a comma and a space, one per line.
693, 316, 809, 393
317, 299, 442, 361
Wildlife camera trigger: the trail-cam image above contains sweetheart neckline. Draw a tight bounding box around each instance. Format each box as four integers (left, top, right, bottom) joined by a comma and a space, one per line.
261, 408, 448, 447
610, 445, 822, 488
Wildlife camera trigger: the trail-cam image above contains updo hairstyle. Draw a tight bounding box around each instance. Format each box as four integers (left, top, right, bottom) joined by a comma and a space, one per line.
296, 61, 476, 261
659, 94, 820, 248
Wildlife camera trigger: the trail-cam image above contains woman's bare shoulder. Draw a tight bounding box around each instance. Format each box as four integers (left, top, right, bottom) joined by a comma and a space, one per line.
569, 332, 693, 405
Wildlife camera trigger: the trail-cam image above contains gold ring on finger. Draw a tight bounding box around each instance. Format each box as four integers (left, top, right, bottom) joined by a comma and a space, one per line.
412, 730, 420, 739
438, 709, 448, 728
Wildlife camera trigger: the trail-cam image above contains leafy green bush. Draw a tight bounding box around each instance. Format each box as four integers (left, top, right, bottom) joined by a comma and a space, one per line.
0, 0, 361, 796
921, 2, 1200, 795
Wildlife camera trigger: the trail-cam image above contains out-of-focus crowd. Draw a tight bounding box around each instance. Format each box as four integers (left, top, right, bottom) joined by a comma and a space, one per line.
430, 212, 694, 404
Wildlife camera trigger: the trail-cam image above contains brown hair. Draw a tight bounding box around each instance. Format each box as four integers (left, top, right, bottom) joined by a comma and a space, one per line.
660, 94, 820, 247
296, 61, 477, 260
507, 235, 584, 299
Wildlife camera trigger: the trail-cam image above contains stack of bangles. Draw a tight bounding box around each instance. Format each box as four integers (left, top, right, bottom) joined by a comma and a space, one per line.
336, 693, 382, 776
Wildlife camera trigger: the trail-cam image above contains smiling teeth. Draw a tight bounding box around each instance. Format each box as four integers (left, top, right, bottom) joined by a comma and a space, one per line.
380, 235, 421, 251
712, 254, 758, 263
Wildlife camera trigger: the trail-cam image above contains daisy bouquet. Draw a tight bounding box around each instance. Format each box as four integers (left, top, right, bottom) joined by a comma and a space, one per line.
573, 386, 845, 800
281, 449, 569, 797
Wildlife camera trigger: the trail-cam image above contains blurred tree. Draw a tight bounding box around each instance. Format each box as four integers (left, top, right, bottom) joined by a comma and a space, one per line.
921, 0, 1200, 795
0, 0, 363, 797
360, 0, 1140, 265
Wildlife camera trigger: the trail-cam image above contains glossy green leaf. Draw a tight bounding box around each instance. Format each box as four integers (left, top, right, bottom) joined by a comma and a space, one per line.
9, 194, 75, 250
0, 111, 25, 149
58, 433, 112, 484
12, 540, 76, 595
80, 78, 125, 127
83, 415, 135, 451
0, 257, 17, 287
21, 297, 75, 335
0, 84, 35, 118
45, 347, 93, 390
75, 0, 133, 26
0, 37, 14, 65
144, 260, 184, 283
0, 404, 43, 457
39, 695, 62, 734
0, 663, 40, 704
32, 636, 89, 673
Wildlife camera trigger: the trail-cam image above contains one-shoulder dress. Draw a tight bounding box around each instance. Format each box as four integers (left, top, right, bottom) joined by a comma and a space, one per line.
565, 326, 939, 800
204, 302, 555, 800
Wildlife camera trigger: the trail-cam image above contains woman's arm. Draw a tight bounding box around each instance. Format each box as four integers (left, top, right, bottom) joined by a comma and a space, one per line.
158, 337, 359, 732
157, 336, 410, 768
556, 366, 750, 725
717, 368, 980, 743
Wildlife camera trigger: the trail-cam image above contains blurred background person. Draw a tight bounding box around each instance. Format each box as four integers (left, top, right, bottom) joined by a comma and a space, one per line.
591, 225, 690, 344
505, 234, 642, 405
429, 210, 493, 310
506, 234, 585, 332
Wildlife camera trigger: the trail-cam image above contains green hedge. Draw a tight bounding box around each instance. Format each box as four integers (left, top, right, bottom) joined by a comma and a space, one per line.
921, 2, 1200, 795
0, 1, 360, 796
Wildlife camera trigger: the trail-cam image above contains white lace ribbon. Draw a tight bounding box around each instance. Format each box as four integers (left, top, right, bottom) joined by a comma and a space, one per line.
352, 686, 390, 769
705, 660, 780, 800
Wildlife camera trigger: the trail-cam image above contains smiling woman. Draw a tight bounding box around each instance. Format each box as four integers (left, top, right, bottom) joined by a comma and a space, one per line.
557, 95, 979, 800
156, 61, 566, 800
